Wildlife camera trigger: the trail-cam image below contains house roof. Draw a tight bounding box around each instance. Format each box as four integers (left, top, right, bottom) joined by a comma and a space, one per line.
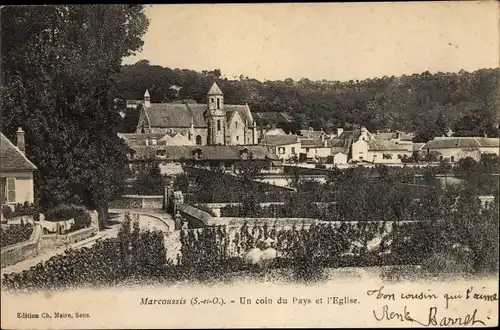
413, 143, 425, 151
119, 132, 194, 146
338, 130, 361, 141
325, 138, 348, 148
264, 128, 287, 136
300, 139, 327, 148
374, 131, 414, 141
367, 139, 409, 151
299, 129, 326, 139
0, 133, 37, 172
261, 134, 300, 146
422, 137, 500, 149
129, 145, 279, 161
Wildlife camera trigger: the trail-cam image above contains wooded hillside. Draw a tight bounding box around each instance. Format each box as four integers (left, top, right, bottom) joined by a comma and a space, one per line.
113, 60, 499, 142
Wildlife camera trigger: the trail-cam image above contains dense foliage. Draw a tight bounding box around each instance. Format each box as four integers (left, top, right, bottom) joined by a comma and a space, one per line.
1, 213, 167, 292
45, 204, 91, 229
131, 164, 167, 195
114, 61, 499, 140
0, 223, 34, 247
1, 202, 40, 221
175, 166, 293, 203
1, 5, 149, 227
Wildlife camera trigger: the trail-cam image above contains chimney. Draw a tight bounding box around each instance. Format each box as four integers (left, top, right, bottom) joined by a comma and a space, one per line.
320, 134, 325, 142
337, 128, 343, 138
16, 127, 26, 154
271, 123, 276, 130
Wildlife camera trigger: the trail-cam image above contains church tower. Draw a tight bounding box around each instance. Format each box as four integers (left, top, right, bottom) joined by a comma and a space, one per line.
207, 82, 226, 145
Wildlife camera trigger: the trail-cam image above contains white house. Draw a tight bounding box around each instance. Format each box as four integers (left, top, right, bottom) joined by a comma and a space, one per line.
422, 137, 500, 162
260, 134, 301, 161
332, 152, 348, 165
299, 138, 331, 159
0, 129, 38, 206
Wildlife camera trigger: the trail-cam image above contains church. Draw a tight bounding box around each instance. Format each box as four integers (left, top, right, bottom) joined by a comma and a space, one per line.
135, 82, 258, 146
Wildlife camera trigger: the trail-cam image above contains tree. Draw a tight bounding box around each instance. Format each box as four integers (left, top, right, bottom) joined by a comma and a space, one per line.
135, 164, 166, 195
1, 5, 149, 228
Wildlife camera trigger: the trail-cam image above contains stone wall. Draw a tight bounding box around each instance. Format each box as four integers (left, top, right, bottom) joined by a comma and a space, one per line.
1, 224, 41, 268
109, 195, 164, 209
176, 203, 213, 228
40, 227, 98, 250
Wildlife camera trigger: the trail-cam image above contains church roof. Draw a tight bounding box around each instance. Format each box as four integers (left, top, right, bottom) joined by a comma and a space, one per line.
207, 82, 223, 95
0, 132, 37, 172
143, 103, 252, 128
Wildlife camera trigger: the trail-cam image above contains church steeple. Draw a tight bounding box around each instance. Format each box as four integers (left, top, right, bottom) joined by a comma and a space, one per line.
144, 89, 151, 108
208, 82, 224, 111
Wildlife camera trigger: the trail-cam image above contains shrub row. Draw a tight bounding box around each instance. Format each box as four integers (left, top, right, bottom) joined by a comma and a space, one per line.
1, 202, 40, 221
0, 223, 34, 248
44, 204, 91, 229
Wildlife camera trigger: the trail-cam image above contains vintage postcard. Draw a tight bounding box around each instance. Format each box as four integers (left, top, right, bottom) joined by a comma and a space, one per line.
1, 2, 499, 329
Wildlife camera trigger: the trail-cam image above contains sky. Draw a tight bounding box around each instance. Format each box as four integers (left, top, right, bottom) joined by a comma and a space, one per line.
122, 2, 499, 82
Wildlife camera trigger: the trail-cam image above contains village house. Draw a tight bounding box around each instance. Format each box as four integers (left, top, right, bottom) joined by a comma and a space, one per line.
258, 124, 287, 143
299, 127, 328, 140
260, 134, 301, 161
421, 136, 500, 162
0, 129, 37, 206
332, 126, 413, 163
299, 136, 331, 161
134, 83, 258, 146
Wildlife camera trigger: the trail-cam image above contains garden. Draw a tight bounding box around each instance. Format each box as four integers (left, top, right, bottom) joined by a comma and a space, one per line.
2, 184, 498, 292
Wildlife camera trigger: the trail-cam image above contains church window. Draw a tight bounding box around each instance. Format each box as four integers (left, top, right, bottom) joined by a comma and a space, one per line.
236, 136, 239, 141
196, 135, 202, 145
211, 97, 214, 103
217, 120, 221, 131
235, 122, 238, 129
217, 98, 220, 109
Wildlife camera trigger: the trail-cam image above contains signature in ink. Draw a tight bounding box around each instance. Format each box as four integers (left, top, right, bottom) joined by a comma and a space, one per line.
373, 304, 487, 327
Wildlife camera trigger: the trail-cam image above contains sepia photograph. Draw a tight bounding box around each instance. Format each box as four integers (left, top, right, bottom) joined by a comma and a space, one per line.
1, 2, 499, 329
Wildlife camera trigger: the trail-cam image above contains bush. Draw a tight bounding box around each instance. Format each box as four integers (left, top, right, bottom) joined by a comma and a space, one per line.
45, 204, 91, 229
0, 223, 34, 247
1, 202, 40, 221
